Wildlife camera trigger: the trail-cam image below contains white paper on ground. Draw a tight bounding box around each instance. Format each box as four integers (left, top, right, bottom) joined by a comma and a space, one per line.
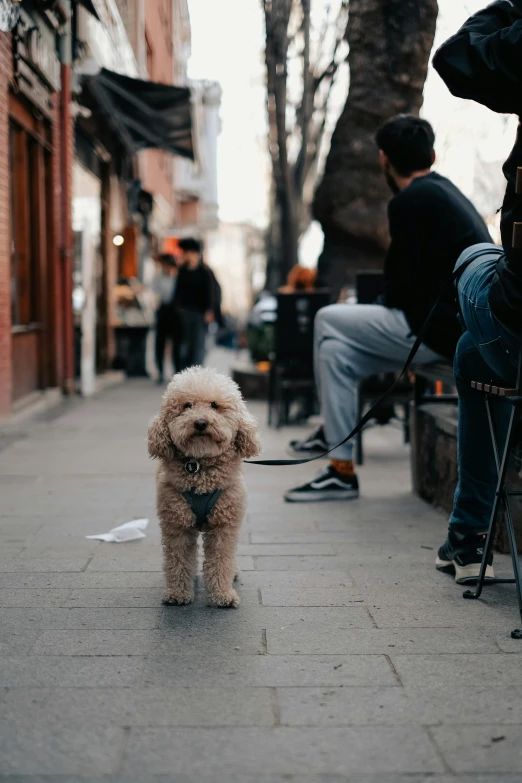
86, 518, 148, 543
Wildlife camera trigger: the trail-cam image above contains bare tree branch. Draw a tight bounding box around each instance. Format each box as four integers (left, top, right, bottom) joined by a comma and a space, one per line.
263, 0, 349, 287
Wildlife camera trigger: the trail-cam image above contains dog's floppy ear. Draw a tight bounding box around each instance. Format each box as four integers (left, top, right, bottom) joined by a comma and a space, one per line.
235, 410, 262, 459
148, 414, 174, 461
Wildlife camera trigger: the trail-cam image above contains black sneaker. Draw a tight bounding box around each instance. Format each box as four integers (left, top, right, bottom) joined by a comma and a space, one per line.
284, 464, 359, 502
435, 529, 494, 584
288, 425, 328, 456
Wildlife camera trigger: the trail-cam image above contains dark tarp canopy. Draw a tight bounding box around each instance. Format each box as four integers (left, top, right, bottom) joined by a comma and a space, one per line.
82, 68, 194, 161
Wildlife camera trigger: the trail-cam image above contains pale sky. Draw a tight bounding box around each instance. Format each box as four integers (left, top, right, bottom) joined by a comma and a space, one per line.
188, 0, 517, 236
187, 0, 268, 227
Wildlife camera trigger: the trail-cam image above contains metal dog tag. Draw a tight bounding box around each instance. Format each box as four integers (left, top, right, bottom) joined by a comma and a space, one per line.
184, 459, 200, 475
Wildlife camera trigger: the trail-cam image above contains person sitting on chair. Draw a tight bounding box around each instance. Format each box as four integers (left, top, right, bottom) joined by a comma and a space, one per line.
285, 114, 491, 502
430, 0, 522, 583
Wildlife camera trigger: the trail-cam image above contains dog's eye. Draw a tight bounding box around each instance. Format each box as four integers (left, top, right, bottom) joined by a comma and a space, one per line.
183, 402, 192, 409
210, 401, 219, 410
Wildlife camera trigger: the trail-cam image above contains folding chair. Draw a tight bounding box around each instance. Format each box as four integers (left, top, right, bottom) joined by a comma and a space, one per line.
267, 291, 330, 428
463, 330, 522, 636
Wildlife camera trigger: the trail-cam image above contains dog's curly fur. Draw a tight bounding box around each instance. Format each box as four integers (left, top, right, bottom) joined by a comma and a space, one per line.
148, 367, 261, 608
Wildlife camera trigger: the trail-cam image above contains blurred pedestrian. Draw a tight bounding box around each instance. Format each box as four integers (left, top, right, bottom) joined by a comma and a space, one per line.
151, 253, 179, 384
175, 238, 215, 370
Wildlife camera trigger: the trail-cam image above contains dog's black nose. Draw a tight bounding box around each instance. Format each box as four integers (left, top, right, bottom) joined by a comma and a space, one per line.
194, 419, 208, 432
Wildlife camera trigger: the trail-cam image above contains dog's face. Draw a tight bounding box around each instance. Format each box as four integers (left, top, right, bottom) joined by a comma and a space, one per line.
148, 367, 261, 461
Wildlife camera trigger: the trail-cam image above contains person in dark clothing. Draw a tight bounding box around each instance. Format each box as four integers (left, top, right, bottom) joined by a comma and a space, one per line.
174, 237, 215, 370
376, 118, 491, 359
151, 254, 179, 384
430, 1, 522, 583
285, 115, 491, 503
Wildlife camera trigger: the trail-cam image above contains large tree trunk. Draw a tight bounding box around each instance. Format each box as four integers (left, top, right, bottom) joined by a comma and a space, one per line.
313, 0, 438, 294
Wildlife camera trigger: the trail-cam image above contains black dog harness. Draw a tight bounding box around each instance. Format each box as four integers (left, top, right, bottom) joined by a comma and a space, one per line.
182, 489, 222, 532
182, 459, 222, 532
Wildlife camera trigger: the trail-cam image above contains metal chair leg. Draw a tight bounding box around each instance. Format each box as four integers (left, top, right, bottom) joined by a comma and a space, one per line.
501, 489, 522, 638
463, 401, 522, 637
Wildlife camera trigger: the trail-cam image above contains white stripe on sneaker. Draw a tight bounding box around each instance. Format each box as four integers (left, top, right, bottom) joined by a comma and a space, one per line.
310, 477, 351, 490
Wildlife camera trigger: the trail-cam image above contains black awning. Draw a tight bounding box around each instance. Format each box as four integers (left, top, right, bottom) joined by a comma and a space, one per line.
82, 68, 194, 161
76, 0, 100, 20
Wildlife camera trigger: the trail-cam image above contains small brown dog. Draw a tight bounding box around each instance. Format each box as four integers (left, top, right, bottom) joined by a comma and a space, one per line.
148, 367, 261, 608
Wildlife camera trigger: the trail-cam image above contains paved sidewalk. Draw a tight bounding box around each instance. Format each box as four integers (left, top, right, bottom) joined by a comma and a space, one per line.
0, 363, 521, 782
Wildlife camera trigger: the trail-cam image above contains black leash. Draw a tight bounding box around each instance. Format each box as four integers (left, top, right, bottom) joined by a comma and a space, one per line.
246, 247, 500, 467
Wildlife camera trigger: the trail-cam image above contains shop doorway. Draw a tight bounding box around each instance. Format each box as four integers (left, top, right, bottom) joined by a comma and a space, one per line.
9, 99, 54, 403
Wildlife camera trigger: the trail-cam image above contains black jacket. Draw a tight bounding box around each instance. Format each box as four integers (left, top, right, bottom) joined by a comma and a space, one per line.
383, 173, 490, 359
173, 263, 213, 314
433, 0, 522, 335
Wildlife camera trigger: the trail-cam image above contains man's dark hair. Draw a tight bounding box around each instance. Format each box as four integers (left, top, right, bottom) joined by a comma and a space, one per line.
178, 237, 202, 254
375, 115, 435, 177
158, 253, 176, 267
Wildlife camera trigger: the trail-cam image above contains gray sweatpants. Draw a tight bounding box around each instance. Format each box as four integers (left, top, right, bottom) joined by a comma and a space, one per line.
314, 304, 443, 460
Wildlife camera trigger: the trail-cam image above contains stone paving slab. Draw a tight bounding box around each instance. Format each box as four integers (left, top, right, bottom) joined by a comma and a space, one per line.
254, 555, 358, 570
431, 725, 522, 773
0, 630, 42, 655
276, 685, 522, 726
0, 588, 73, 607
0, 656, 144, 686
250, 531, 401, 544
1, 686, 276, 727
391, 654, 522, 688
0, 723, 126, 776
369, 599, 517, 628
142, 653, 398, 687
266, 626, 502, 655
261, 588, 365, 606
32, 627, 265, 656
0, 571, 166, 588
120, 726, 444, 776
235, 570, 354, 588
238, 543, 336, 555
0, 557, 90, 572
0, 607, 163, 630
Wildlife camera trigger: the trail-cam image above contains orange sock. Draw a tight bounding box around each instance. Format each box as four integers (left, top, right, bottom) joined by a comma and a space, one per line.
331, 459, 355, 477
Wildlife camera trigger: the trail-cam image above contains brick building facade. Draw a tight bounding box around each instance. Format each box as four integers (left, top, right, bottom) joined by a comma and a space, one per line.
0, 1, 200, 415
0, 5, 74, 417
0, 32, 13, 415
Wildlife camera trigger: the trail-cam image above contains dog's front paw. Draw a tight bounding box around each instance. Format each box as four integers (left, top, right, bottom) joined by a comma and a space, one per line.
162, 590, 194, 606
207, 589, 241, 609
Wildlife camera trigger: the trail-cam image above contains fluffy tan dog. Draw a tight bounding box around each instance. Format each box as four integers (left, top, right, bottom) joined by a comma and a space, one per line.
148, 367, 261, 608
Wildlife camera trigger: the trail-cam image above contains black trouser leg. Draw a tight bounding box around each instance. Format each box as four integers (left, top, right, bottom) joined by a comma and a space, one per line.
172, 338, 182, 374
155, 314, 168, 378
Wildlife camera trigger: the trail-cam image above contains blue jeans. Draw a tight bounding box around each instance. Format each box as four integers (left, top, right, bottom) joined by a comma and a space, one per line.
450, 243, 520, 534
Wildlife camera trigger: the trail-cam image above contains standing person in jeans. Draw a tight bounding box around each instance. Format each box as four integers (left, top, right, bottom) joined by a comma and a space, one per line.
174, 238, 214, 370
151, 254, 179, 384
285, 115, 491, 502
432, 0, 522, 583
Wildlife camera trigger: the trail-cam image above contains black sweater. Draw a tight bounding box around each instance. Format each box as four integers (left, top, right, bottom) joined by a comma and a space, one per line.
173, 263, 213, 314
383, 172, 490, 358
433, 0, 522, 336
